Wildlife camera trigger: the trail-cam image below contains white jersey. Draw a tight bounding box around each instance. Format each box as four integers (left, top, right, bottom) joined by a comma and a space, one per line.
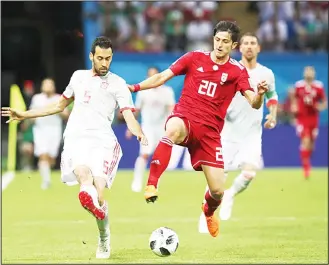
30, 93, 62, 130
62, 70, 135, 146
221, 63, 276, 142
135, 85, 175, 127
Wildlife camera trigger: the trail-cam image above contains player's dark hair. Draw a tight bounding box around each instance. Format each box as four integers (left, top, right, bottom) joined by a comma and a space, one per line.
91, 36, 113, 55
148, 66, 160, 72
213, 21, 240, 43
240, 32, 260, 44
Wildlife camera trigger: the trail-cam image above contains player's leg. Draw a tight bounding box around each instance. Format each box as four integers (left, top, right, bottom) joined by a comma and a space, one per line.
92, 146, 122, 259
220, 140, 261, 220
298, 125, 312, 178
93, 176, 110, 259
20, 141, 34, 172
75, 165, 106, 220
38, 154, 52, 190
201, 165, 226, 237
145, 116, 189, 202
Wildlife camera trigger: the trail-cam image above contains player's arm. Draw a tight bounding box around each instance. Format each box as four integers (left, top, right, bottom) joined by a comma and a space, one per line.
237, 69, 267, 109
316, 86, 327, 111
264, 70, 279, 129
116, 79, 147, 145
1, 96, 73, 123
122, 110, 147, 145
129, 52, 193, 92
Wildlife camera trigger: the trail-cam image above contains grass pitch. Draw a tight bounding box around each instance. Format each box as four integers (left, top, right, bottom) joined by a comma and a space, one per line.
2, 168, 328, 264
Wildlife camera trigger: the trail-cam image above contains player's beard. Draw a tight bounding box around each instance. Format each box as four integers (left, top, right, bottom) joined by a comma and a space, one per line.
93, 61, 108, 76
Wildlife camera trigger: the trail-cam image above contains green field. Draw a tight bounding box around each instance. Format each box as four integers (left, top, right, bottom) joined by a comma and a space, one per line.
2, 169, 328, 264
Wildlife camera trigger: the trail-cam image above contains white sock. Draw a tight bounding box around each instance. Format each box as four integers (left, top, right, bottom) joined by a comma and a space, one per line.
39, 161, 51, 184
96, 201, 110, 239
229, 171, 256, 196
133, 157, 147, 185
80, 184, 100, 208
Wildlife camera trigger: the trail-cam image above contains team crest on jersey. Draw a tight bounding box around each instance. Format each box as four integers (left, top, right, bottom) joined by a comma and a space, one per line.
220, 73, 228, 85
101, 81, 109, 89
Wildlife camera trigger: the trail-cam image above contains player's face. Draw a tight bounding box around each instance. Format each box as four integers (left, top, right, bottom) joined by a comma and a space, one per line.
41, 79, 55, 95
90, 46, 113, 76
213, 31, 238, 59
304, 66, 315, 82
147, 68, 159, 78
239, 36, 260, 61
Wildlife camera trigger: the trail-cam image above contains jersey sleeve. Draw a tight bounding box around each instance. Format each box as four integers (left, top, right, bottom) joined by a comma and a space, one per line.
236, 68, 254, 95
169, 52, 194, 76
317, 83, 326, 101
62, 72, 76, 100
265, 70, 278, 107
115, 79, 135, 113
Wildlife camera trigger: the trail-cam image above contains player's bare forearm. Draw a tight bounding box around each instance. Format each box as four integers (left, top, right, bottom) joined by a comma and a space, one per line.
316, 100, 327, 111
122, 109, 143, 137
130, 69, 175, 92
251, 93, 265, 109
25, 97, 71, 119
268, 103, 278, 120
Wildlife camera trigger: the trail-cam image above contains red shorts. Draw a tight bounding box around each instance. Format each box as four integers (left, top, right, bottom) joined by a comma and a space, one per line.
296, 122, 319, 140
166, 114, 224, 171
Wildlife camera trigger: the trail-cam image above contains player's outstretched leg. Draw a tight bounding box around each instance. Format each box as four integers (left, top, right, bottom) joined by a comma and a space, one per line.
94, 177, 110, 259
75, 166, 106, 220
131, 155, 148, 192
201, 165, 225, 237
219, 170, 256, 220
38, 155, 51, 190
145, 117, 188, 203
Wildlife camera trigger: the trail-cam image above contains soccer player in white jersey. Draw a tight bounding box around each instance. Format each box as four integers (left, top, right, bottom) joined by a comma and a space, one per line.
30, 78, 69, 189
1, 36, 147, 259
126, 66, 176, 192
198, 32, 278, 232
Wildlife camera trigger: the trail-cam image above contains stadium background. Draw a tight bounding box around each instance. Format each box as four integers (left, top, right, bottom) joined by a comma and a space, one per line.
1, 1, 328, 170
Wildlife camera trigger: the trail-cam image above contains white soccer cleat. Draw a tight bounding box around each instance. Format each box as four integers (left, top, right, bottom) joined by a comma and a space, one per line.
219, 190, 235, 221
198, 212, 209, 234
96, 235, 110, 259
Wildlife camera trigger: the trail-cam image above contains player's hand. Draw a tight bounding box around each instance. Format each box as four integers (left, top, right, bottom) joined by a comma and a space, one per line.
1, 107, 26, 123
137, 134, 148, 146
257, 81, 268, 95
127, 85, 135, 93
264, 114, 277, 129
125, 129, 133, 139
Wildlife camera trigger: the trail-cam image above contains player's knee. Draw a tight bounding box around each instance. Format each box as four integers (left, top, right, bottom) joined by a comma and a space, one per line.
165, 117, 187, 143
209, 186, 225, 199
74, 165, 93, 184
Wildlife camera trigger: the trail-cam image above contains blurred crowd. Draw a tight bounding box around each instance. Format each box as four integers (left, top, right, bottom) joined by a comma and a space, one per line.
96, 1, 328, 53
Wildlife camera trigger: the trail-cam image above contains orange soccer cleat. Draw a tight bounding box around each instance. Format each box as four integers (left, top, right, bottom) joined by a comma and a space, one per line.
144, 185, 158, 203
201, 203, 219, 237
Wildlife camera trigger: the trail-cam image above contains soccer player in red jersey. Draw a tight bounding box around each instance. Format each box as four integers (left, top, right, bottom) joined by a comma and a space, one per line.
291, 66, 327, 179
128, 21, 269, 237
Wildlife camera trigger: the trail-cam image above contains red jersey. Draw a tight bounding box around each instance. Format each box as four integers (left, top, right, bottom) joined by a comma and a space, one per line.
294, 80, 326, 125
169, 50, 254, 132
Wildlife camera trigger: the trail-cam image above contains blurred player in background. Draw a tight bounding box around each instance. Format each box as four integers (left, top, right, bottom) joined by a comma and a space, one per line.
129, 21, 269, 237
19, 80, 36, 171
2, 36, 147, 259
197, 33, 278, 231
29, 78, 69, 189
126, 66, 175, 192
291, 66, 327, 179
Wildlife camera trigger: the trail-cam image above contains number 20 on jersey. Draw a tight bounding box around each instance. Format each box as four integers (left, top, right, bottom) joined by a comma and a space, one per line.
198, 80, 217, 98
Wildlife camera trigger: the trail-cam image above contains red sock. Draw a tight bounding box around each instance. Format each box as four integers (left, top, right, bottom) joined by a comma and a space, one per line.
147, 137, 173, 188
300, 149, 311, 170
204, 190, 223, 217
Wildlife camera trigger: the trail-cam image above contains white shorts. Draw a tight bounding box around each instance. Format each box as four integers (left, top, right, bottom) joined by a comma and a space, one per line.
33, 127, 62, 158
60, 139, 122, 189
222, 138, 263, 172
139, 126, 164, 155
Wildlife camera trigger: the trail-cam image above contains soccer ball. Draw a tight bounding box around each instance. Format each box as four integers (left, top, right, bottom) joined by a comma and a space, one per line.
149, 227, 179, 257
